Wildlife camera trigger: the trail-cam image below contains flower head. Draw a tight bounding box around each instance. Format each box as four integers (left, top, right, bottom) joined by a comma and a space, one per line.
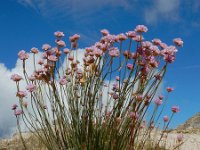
126, 31, 136, 38
177, 134, 184, 142
59, 78, 67, 85
117, 33, 127, 41
11, 74, 22, 82
18, 50, 29, 60
136, 95, 143, 101
48, 55, 57, 62
100, 29, 109, 36
159, 95, 164, 100
127, 63, 133, 70
12, 104, 18, 110
42, 44, 51, 51
15, 110, 23, 116
54, 31, 65, 38
56, 40, 66, 47
112, 93, 119, 100
135, 25, 148, 33
31, 47, 39, 54
63, 48, 70, 54
173, 38, 183, 47
69, 34, 80, 42
23, 101, 28, 108
171, 106, 180, 113
154, 99, 162, 105
115, 76, 120, 81
152, 38, 162, 45
129, 112, 139, 120
26, 84, 36, 92
16, 91, 27, 98
163, 116, 169, 122
166, 87, 174, 92
109, 47, 120, 57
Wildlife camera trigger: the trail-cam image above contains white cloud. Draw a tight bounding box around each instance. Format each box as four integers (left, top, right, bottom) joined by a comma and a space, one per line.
144, 0, 180, 24
0, 49, 86, 138
0, 52, 43, 138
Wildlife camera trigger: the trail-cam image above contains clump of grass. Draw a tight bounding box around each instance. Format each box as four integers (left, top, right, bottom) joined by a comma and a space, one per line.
11, 25, 183, 149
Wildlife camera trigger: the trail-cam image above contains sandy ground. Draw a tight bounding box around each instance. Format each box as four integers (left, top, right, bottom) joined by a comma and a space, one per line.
0, 132, 200, 150
165, 133, 200, 150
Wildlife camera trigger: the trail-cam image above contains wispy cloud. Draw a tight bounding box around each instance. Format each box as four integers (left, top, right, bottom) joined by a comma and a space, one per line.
182, 65, 200, 70
144, 0, 180, 24
17, 0, 133, 18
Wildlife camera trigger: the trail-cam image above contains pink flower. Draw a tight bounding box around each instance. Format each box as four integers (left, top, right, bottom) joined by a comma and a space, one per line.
163, 116, 169, 122
63, 48, 70, 54
141, 66, 150, 75
11, 74, 22, 82
109, 47, 120, 57
127, 63, 133, 70
173, 38, 183, 47
42, 44, 51, 51
77, 69, 83, 74
54, 31, 65, 38
112, 82, 119, 91
42, 52, 48, 59
115, 76, 120, 81
18, 50, 29, 60
59, 78, 67, 85
171, 106, 180, 113
48, 55, 57, 62
136, 95, 143, 101
100, 29, 109, 36
12, 104, 18, 110
159, 42, 168, 49
166, 87, 174, 92
26, 84, 36, 92
150, 60, 159, 68
15, 110, 23, 116
112, 93, 119, 100
68, 55, 74, 61
31, 47, 39, 54
126, 31, 136, 38
129, 112, 139, 120
135, 25, 148, 33
23, 101, 28, 108
164, 54, 176, 63
94, 48, 103, 57
69, 34, 80, 42
150, 46, 160, 56
155, 74, 161, 80
117, 33, 127, 41
16, 91, 27, 98
154, 99, 162, 105
158, 95, 164, 100
177, 134, 184, 142
38, 60, 44, 65
161, 46, 178, 55
152, 38, 162, 45
132, 35, 144, 42
142, 41, 152, 48
56, 40, 66, 47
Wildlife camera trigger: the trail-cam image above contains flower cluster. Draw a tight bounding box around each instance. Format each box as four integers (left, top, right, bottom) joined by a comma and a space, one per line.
11, 25, 183, 150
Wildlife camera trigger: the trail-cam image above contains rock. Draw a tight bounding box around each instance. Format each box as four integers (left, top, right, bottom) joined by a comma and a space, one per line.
177, 112, 200, 133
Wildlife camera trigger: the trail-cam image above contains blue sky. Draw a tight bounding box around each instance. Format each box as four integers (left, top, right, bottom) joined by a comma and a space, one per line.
0, 0, 200, 137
